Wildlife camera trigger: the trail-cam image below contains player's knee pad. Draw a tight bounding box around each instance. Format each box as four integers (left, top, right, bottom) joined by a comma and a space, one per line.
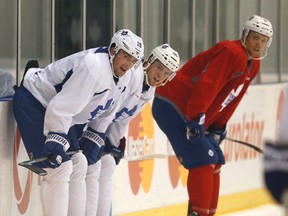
70, 152, 88, 181
43, 160, 73, 183
99, 155, 116, 181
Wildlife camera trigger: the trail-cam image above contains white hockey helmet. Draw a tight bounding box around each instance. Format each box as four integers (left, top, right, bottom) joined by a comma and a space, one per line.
109, 29, 144, 64
146, 44, 180, 83
243, 15, 273, 47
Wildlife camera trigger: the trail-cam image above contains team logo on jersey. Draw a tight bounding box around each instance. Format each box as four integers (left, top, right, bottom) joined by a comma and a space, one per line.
89, 99, 113, 120
113, 105, 138, 123
219, 84, 244, 112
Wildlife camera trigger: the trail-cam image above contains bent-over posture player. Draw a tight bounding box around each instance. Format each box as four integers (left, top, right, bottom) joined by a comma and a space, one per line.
13, 29, 144, 216
152, 15, 273, 216
86, 44, 180, 216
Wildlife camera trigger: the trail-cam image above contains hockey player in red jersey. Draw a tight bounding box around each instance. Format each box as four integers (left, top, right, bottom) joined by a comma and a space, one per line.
152, 15, 273, 216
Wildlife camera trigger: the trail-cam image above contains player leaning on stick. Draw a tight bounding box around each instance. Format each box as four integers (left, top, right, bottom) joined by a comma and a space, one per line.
84, 44, 180, 216
152, 15, 273, 216
12, 29, 144, 216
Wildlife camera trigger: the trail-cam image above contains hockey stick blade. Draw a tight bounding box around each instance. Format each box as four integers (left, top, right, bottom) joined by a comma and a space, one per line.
225, 137, 264, 154
18, 150, 79, 176
124, 154, 167, 161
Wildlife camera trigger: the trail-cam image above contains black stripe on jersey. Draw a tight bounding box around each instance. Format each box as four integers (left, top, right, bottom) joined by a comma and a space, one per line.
54, 69, 73, 93
93, 89, 109, 96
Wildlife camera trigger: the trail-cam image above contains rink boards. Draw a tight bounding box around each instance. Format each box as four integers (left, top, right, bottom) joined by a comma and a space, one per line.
0, 82, 287, 216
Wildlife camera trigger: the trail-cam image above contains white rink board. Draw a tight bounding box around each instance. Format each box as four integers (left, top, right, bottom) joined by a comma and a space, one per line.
0, 82, 287, 215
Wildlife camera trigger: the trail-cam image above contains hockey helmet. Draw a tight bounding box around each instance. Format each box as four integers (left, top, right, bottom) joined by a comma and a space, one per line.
109, 29, 144, 63
146, 44, 180, 83
243, 15, 273, 47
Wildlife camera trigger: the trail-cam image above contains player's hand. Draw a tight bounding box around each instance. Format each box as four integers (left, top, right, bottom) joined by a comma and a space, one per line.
79, 127, 105, 165
208, 124, 227, 145
186, 113, 206, 144
41, 132, 71, 168
103, 137, 126, 165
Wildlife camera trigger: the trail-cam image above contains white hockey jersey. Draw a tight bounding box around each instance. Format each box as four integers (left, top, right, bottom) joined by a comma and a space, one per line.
90, 64, 156, 146
23, 47, 132, 135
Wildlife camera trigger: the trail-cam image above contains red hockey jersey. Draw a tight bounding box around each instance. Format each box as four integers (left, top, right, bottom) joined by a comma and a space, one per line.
155, 40, 260, 129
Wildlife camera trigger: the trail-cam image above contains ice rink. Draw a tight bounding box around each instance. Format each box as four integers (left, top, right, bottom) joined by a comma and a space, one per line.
223, 204, 286, 216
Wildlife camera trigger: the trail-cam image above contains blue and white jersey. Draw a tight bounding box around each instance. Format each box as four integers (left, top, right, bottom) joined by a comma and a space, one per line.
23, 47, 131, 135
91, 64, 155, 147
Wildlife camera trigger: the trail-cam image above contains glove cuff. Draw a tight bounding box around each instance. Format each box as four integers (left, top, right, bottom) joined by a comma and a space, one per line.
82, 129, 105, 147
46, 132, 70, 151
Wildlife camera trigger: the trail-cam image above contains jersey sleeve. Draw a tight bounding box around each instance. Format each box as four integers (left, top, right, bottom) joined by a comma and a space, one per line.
210, 75, 255, 129
44, 55, 100, 135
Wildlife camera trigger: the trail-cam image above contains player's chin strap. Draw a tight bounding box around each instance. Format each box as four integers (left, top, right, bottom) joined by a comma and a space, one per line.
241, 38, 268, 60
143, 62, 154, 87
109, 54, 121, 83
143, 62, 176, 87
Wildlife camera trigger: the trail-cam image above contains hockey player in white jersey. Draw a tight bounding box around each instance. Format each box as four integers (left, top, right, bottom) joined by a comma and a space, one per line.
12, 29, 144, 216
85, 44, 180, 216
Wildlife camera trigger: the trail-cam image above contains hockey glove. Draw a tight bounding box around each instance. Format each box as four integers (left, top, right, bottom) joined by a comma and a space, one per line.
186, 113, 206, 144
41, 132, 71, 168
103, 137, 126, 165
79, 127, 105, 165
208, 124, 227, 145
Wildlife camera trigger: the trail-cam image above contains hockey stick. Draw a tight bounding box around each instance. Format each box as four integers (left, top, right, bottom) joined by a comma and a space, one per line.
225, 137, 264, 154
124, 154, 167, 161
18, 150, 79, 176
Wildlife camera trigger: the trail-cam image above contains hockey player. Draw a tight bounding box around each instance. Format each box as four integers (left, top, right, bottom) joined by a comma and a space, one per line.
264, 85, 288, 212
152, 15, 273, 216
85, 44, 180, 216
12, 29, 144, 216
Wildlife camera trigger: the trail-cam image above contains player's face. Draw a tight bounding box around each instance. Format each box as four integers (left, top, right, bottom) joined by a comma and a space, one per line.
112, 49, 138, 77
146, 60, 173, 87
245, 31, 269, 58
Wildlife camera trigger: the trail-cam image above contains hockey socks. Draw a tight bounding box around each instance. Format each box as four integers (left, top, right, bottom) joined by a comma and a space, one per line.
209, 164, 221, 215
187, 164, 221, 216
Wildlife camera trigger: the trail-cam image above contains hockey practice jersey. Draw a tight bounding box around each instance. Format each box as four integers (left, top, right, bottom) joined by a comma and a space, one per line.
91, 64, 155, 146
23, 47, 132, 135
156, 40, 260, 129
